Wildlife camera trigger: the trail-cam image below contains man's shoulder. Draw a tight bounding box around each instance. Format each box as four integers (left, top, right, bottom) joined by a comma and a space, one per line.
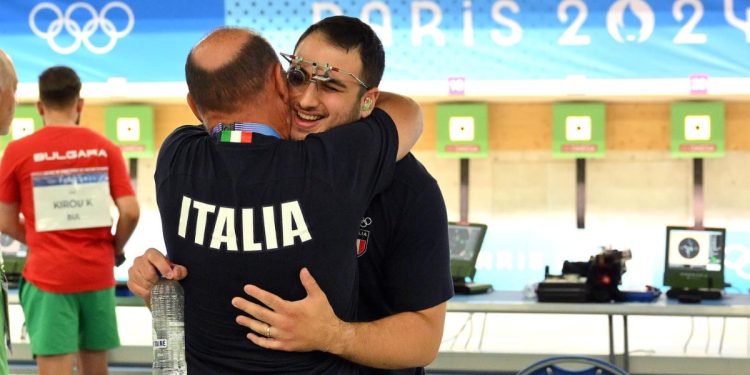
358, 108, 397, 134
7, 128, 46, 146
63, 128, 128, 158
311, 108, 395, 141
167, 124, 206, 139
77, 127, 118, 145
352, 107, 393, 126
367, 154, 442, 218
4, 128, 55, 156
160, 125, 207, 151
361, 107, 393, 124
391, 153, 438, 192
34, 126, 112, 146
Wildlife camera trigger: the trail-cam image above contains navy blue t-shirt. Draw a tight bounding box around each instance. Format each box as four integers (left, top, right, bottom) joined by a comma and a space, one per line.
154, 109, 398, 374
355, 153, 454, 375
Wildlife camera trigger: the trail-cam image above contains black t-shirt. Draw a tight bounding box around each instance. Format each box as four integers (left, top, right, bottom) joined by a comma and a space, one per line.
154, 109, 398, 374
355, 153, 455, 375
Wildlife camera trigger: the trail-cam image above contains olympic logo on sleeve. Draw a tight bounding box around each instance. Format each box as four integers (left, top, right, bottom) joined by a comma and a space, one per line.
360, 217, 372, 228
29, 1, 134, 55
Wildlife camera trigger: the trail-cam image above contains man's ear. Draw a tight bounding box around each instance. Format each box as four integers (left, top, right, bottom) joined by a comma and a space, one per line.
186, 93, 202, 123
75, 98, 84, 113
272, 63, 292, 140
359, 88, 380, 117
273, 63, 289, 105
36, 101, 44, 117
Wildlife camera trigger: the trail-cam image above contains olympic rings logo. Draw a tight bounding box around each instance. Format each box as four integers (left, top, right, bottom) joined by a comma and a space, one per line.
360, 217, 372, 228
29, 2, 134, 55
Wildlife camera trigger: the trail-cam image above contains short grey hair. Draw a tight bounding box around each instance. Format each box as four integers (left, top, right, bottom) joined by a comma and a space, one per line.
0, 49, 17, 92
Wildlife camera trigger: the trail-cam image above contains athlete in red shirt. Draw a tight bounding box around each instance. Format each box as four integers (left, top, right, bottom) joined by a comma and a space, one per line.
0, 66, 139, 375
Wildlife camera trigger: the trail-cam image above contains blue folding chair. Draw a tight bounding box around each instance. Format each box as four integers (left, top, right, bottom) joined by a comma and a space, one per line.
516, 355, 629, 375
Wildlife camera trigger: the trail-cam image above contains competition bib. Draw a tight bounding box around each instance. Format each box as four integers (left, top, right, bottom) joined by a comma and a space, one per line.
32, 167, 113, 232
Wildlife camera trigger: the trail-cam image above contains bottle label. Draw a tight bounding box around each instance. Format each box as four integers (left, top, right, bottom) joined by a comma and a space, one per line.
154, 339, 168, 349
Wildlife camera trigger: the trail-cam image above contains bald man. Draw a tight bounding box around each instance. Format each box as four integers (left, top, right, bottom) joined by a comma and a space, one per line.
0, 48, 14, 375
149, 27, 421, 374
0, 49, 17, 136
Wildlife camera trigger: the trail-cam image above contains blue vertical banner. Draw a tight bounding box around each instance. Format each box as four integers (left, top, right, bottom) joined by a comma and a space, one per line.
1, 1, 749, 83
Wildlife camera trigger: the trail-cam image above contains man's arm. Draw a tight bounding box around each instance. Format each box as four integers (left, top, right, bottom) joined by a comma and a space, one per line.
375, 92, 423, 161
232, 268, 446, 368
0, 202, 25, 243
113, 195, 140, 255
336, 303, 446, 368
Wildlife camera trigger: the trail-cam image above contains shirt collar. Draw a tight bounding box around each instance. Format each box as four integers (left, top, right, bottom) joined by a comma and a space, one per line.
210, 122, 281, 139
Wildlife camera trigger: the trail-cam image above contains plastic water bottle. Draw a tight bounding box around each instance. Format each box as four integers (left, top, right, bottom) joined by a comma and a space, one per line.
151, 278, 187, 374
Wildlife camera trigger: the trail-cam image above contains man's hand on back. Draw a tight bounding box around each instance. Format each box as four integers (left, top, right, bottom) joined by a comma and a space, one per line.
232, 267, 346, 354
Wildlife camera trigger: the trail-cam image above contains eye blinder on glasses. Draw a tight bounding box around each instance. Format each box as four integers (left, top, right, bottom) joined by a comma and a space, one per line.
280, 52, 369, 90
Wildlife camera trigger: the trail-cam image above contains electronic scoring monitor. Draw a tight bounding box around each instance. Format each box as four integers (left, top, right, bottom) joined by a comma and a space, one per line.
448, 222, 487, 283
663, 226, 725, 291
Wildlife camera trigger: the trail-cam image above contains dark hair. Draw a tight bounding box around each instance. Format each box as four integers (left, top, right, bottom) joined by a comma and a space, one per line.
38, 66, 81, 109
185, 29, 278, 113
295, 16, 385, 90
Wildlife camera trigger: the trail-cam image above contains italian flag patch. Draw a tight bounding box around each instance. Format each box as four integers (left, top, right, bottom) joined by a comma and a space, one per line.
220, 130, 253, 143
